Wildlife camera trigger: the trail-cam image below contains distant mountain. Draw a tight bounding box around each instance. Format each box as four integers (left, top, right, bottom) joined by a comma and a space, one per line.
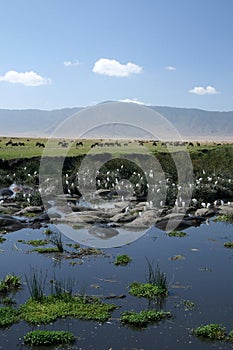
0, 104, 232, 140
152, 106, 233, 140
0, 108, 81, 137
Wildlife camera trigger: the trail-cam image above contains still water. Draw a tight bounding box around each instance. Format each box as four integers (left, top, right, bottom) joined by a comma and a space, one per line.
0, 217, 233, 350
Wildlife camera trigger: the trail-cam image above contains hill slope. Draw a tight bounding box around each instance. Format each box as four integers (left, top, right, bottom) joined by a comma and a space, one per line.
0, 104, 232, 140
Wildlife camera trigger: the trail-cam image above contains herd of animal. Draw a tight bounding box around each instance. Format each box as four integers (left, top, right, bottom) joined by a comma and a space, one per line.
1, 138, 224, 150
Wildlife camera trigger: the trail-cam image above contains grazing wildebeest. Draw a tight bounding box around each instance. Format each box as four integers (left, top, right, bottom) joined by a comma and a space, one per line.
19, 142, 25, 146
76, 141, 83, 148
36, 142, 45, 148
5, 140, 12, 146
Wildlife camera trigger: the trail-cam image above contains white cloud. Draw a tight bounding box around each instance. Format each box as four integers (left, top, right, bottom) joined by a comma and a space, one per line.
93, 58, 142, 77
64, 60, 80, 67
0, 70, 51, 86
165, 66, 176, 71
119, 98, 146, 105
189, 85, 219, 95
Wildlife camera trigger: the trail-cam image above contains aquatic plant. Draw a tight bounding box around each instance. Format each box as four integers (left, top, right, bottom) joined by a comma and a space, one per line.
146, 259, 168, 291
1, 296, 16, 306
66, 243, 80, 249
23, 330, 75, 346
129, 282, 168, 298
33, 247, 60, 253
114, 254, 132, 266
224, 242, 233, 248
175, 299, 195, 310
49, 232, 64, 253
193, 324, 226, 340
228, 330, 233, 342
50, 275, 75, 296
25, 268, 47, 302
23, 239, 48, 247
168, 230, 187, 237
216, 213, 233, 223
43, 228, 54, 235
0, 236, 6, 244
0, 306, 20, 327
0, 274, 22, 293
121, 309, 171, 327
20, 293, 116, 324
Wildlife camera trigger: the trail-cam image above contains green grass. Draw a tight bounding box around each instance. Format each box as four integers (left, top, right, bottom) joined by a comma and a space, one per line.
215, 214, 233, 223
19, 293, 116, 324
168, 230, 187, 237
32, 247, 61, 253
0, 237, 6, 244
19, 239, 48, 247
121, 309, 171, 327
224, 242, 233, 248
0, 274, 22, 294
66, 243, 80, 249
0, 306, 20, 327
228, 330, 233, 342
24, 330, 75, 346
0, 137, 232, 160
193, 324, 226, 340
25, 268, 47, 302
114, 254, 132, 266
129, 282, 168, 298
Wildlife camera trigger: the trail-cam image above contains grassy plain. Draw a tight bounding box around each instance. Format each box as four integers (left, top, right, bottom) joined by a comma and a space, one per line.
0, 136, 232, 160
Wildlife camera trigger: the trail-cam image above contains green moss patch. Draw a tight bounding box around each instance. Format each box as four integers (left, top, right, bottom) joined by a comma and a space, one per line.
114, 254, 132, 266
0, 307, 20, 327
224, 242, 233, 248
0, 274, 22, 293
24, 330, 75, 346
121, 309, 171, 327
129, 282, 168, 298
20, 293, 116, 324
32, 247, 61, 254
19, 239, 48, 247
215, 214, 233, 223
168, 230, 187, 237
193, 324, 226, 340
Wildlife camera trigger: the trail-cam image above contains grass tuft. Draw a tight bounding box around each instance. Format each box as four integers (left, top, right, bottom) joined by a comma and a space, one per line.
114, 254, 132, 266
23, 330, 75, 346
121, 309, 171, 327
25, 268, 47, 302
193, 324, 226, 340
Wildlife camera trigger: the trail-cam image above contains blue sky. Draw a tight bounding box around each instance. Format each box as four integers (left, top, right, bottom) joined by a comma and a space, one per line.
0, 0, 233, 110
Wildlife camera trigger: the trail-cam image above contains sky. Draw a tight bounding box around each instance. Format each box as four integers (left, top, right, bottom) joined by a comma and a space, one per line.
1, 0, 233, 111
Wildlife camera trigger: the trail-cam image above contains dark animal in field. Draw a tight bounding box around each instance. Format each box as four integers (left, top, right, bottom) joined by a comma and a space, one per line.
36, 142, 45, 148
5, 140, 12, 146
91, 142, 99, 148
200, 149, 209, 154
61, 141, 68, 148
76, 141, 83, 148
196, 142, 200, 146
11, 142, 18, 146
152, 141, 158, 146
18, 142, 25, 146
188, 142, 194, 147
